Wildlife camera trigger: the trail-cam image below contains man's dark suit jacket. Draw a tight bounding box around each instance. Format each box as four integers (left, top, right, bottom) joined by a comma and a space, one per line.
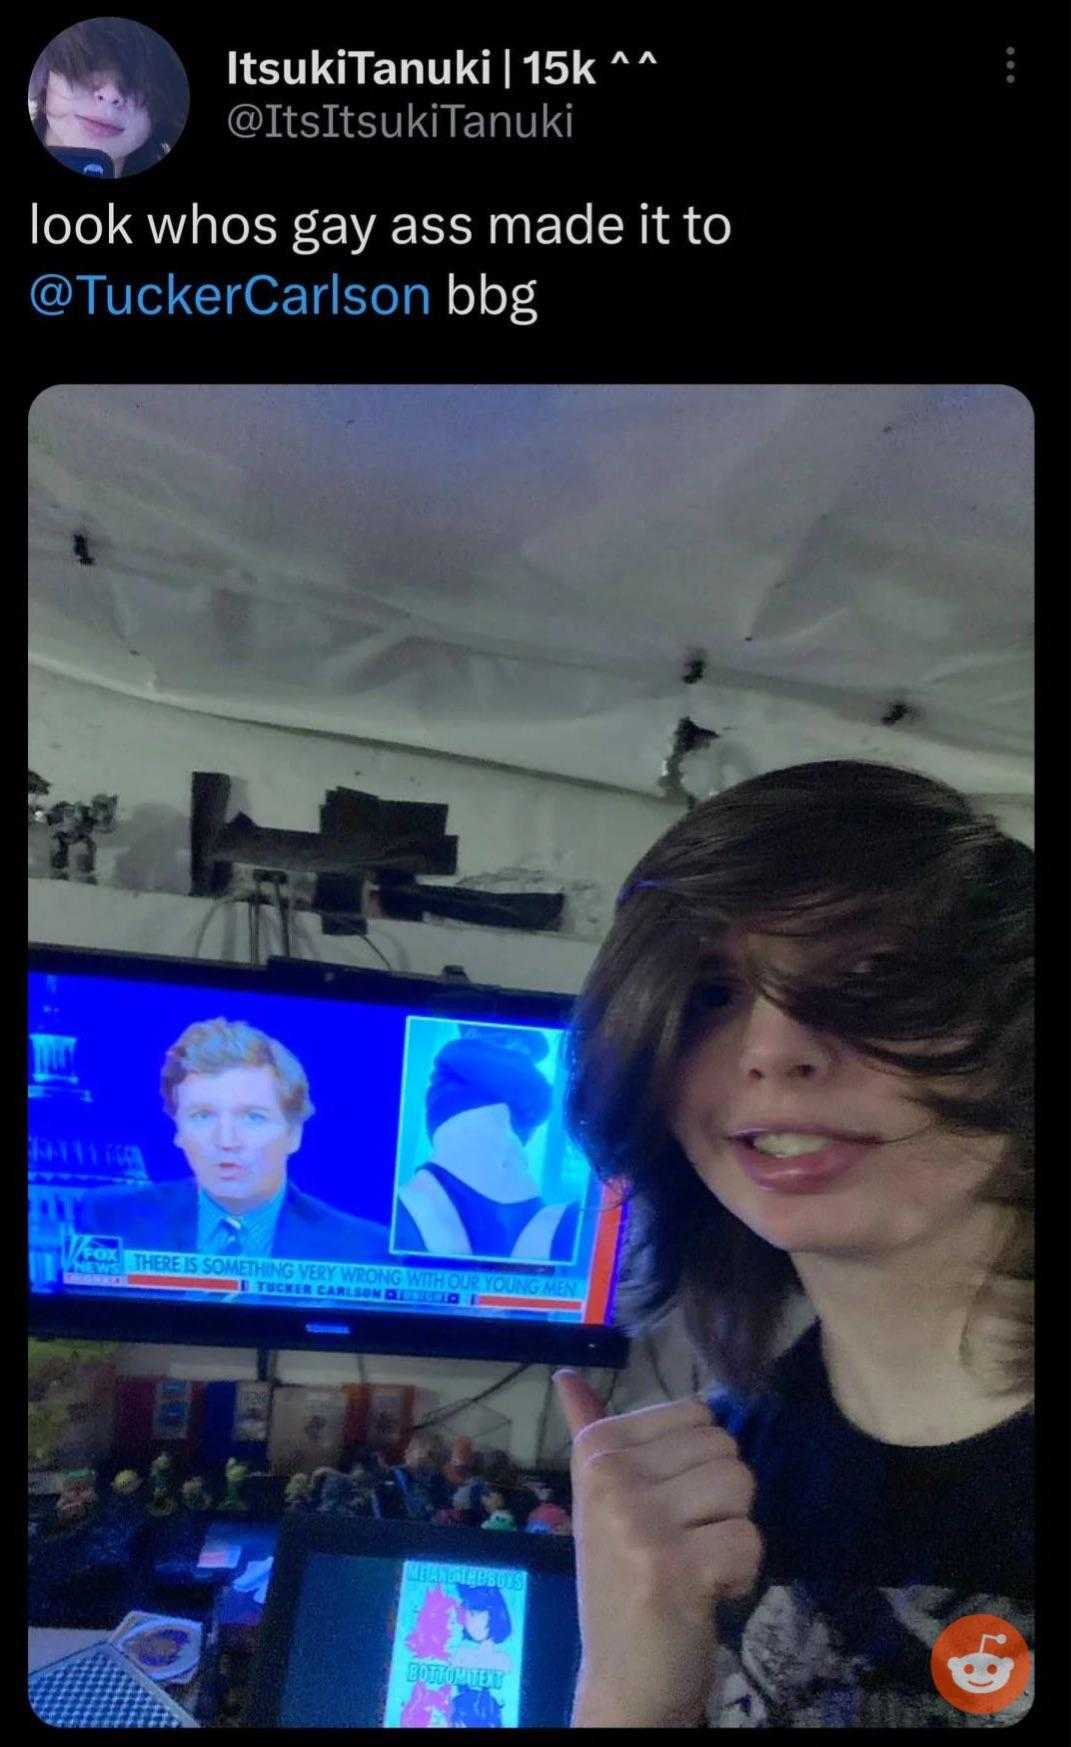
75, 1177, 392, 1262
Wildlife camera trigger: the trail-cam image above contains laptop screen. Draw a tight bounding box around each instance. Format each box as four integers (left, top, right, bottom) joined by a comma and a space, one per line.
247, 1516, 580, 1729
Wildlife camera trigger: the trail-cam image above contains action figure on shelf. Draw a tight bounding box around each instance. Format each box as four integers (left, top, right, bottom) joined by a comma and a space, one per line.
525, 1501, 572, 1534
479, 1447, 520, 1497
54, 1468, 97, 1527
451, 1477, 490, 1526
285, 1472, 315, 1510
28, 770, 51, 819
44, 794, 119, 882
391, 1431, 453, 1522
444, 1434, 478, 1490
181, 1476, 213, 1512
475, 1486, 514, 1530
313, 1469, 353, 1513
147, 1453, 178, 1516
221, 1457, 251, 1513
347, 1450, 385, 1515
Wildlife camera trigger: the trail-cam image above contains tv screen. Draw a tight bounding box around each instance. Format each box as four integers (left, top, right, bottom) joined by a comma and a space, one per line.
28, 945, 629, 1366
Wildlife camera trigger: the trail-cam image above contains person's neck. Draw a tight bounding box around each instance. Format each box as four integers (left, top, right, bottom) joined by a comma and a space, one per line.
792, 1208, 1033, 1446
202, 1180, 285, 1218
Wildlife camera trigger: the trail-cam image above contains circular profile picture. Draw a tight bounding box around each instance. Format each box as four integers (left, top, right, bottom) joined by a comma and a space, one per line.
28, 17, 189, 178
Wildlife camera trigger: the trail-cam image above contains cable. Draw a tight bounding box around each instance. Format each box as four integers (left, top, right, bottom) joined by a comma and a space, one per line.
290, 909, 321, 961
359, 932, 396, 973
191, 895, 235, 960
409, 1362, 531, 1434
534, 1368, 556, 1467
273, 875, 292, 958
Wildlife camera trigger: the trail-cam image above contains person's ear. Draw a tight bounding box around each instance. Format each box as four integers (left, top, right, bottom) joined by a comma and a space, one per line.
286, 1123, 303, 1157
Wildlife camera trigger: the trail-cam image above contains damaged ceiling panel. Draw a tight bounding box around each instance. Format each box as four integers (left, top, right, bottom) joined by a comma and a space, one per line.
28, 384, 1033, 799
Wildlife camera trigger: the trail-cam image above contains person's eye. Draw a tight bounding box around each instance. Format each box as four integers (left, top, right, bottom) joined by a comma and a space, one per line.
686, 980, 738, 1018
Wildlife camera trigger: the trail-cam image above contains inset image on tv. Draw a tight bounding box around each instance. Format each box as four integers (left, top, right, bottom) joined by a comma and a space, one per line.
391, 1017, 586, 1266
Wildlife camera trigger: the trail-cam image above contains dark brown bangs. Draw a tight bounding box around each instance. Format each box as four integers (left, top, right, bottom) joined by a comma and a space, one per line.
566, 887, 702, 1176
33, 24, 154, 104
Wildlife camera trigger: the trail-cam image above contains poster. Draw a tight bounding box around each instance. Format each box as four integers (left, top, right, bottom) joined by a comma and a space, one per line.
383, 1558, 528, 1729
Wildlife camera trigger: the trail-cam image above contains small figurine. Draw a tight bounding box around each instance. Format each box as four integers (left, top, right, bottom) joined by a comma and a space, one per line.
28, 770, 51, 820
347, 1451, 384, 1515
222, 1457, 250, 1513
482, 1508, 516, 1532
477, 1486, 515, 1530
479, 1448, 520, 1495
444, 1434, 477, 1490
285, 1472, 314, 1510
147, 1453, 178, 1516
525, 1502, 572, 1534
55, 1468, 97, 1526
431, 1506, 466, 1527
451, 1478, 490, 1526
111, 1469, 142, 1500
314, 1469, 353, 1513
181, 1476, 213, 1512
392, 1431, 452, 1522
45, 794, 118, 883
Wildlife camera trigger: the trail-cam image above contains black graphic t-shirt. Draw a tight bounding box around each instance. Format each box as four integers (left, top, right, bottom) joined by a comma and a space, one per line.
706, 1323, 1034, 1728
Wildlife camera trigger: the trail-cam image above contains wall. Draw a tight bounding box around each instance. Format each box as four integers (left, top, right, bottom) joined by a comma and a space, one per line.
30, 665, 676, 941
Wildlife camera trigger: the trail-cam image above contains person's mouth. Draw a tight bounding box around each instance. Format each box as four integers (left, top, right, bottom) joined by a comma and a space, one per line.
76, 115, 125, 138
727, 1125, 882, 1194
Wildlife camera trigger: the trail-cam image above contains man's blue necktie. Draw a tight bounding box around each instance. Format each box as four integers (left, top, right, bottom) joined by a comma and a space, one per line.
220, 1215, 243, 1255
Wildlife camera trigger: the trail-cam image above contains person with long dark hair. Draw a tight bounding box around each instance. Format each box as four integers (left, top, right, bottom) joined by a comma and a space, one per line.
555, 760, 1033, 1728
29, 18, 189, 176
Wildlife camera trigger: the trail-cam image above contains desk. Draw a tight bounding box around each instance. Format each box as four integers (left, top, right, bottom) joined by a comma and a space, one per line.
28, 1626, 204, 1723
29, 1627, 109, 1673
28, 1515, 279, 1726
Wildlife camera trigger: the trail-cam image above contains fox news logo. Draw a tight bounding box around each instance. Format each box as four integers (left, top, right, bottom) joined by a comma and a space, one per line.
63, 1233, 126, 1285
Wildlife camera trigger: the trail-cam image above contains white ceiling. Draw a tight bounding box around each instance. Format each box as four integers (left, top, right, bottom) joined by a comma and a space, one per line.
28, 383, 1033, 801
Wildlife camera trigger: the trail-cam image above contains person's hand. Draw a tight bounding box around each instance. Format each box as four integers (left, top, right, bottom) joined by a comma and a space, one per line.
553, 1368, 762, 1729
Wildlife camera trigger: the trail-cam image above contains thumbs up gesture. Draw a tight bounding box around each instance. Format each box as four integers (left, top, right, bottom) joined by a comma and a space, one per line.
553, 1369, 762, 1729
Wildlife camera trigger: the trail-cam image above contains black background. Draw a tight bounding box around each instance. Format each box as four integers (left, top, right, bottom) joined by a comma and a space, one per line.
18, 13, 1068, 1737
14, 14, 1068, 384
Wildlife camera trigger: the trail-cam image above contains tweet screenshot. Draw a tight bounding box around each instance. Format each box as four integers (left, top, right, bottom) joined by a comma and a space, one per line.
23, 14, 1064, 1736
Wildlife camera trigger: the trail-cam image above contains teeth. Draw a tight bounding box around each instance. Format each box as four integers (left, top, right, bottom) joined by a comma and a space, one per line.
750, 1132, 831, 1157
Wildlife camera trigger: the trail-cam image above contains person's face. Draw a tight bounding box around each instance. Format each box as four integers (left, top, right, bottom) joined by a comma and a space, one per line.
42, 68, 152, 168
462, 1607, 491, 1642
433, 1103, 528, 1171
667, 934, 1006, 1263
172, 1064, 301, 1212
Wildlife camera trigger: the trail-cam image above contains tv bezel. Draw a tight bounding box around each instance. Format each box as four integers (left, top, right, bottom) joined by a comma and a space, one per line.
27, 942, 629, 1368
